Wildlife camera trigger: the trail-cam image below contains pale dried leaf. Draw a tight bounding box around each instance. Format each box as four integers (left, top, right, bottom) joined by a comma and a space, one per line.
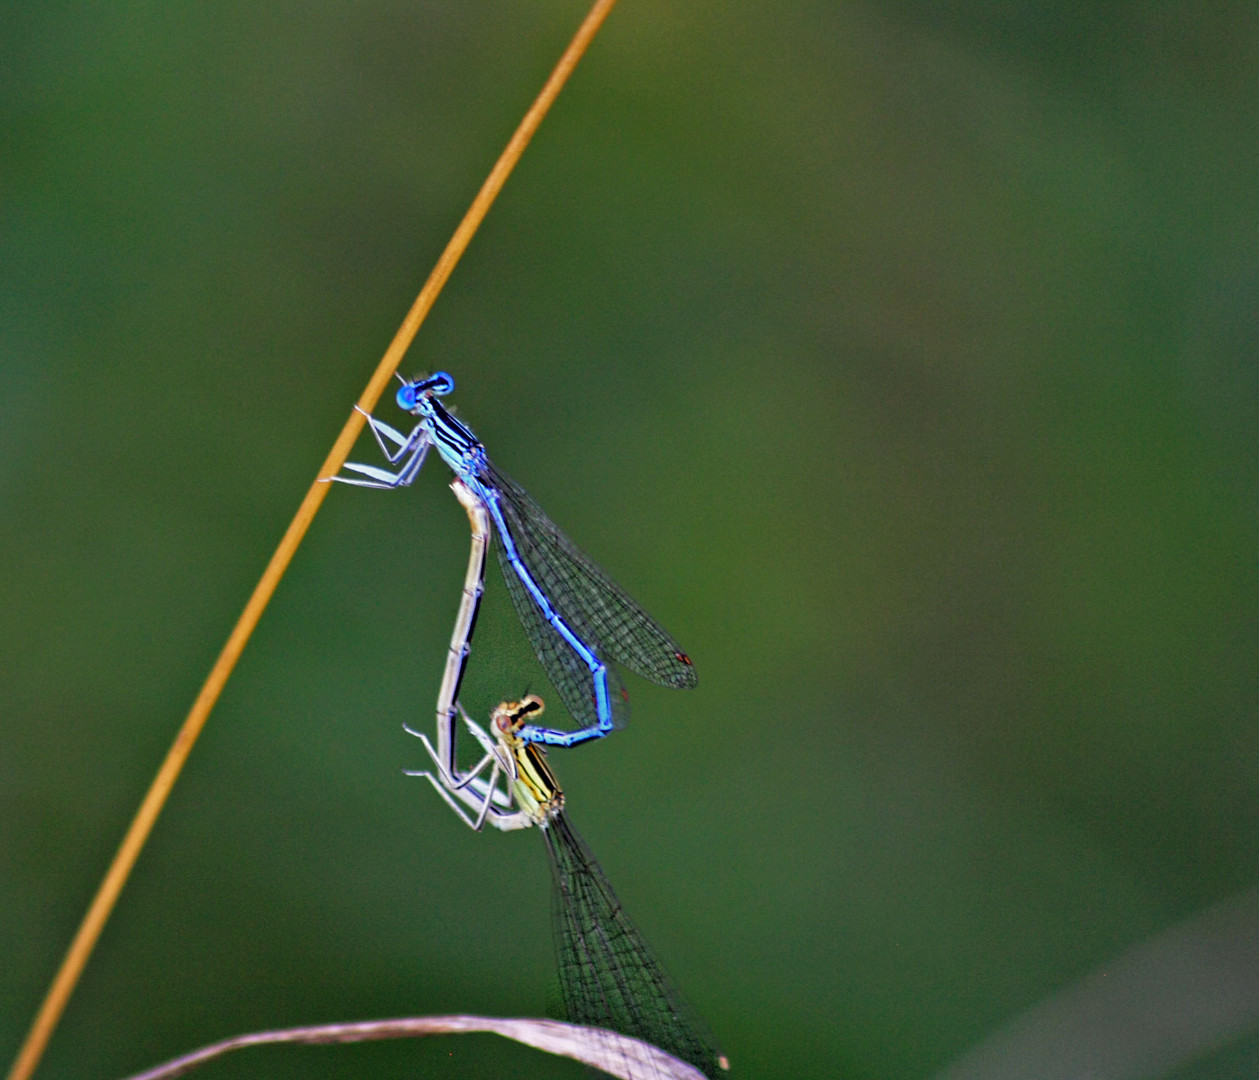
118, 1014, 709, 1080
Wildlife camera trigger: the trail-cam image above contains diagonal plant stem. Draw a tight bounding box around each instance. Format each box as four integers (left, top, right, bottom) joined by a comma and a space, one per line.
5, 4, 619, 1079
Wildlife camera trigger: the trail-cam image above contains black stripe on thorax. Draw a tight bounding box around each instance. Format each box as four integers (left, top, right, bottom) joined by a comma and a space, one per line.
429, 399, 481, 456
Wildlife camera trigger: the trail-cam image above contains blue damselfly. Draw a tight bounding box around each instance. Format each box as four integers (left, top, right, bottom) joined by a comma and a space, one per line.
332, 372, 695, 746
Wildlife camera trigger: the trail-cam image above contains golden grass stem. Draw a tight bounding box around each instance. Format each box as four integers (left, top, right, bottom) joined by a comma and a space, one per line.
5, 4, 619, 1079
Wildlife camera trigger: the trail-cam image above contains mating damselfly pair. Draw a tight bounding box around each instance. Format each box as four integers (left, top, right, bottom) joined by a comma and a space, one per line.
330, 372, 725, 1077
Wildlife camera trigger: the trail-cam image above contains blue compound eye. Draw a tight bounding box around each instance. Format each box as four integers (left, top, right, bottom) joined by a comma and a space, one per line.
396, 384, 419, 411
426, 371, 454, 396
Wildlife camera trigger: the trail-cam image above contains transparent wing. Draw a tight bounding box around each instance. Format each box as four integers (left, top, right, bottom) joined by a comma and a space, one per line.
487, 463, 697, 690
497, 545, 630, 733
544, 813, 725, 1080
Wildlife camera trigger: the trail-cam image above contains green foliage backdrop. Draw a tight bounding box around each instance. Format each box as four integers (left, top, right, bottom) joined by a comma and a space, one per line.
4, 3, 1259, 1078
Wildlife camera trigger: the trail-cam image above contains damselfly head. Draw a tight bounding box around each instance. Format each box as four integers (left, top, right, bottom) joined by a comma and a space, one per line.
396, 371, 455, 412
492, 694, 545, 736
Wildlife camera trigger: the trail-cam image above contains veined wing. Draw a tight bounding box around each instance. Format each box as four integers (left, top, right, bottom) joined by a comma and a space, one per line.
544, 813, 725, 1080
486, 463, 697, 690
497, 545, 630, 733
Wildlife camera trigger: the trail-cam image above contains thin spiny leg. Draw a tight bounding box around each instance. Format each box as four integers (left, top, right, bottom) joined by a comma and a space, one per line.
403, 720, 493, 794
409, 768, 497, 831
335, 439, 430, 488
329, 411, 431, 488
406, 762, 532, 832
404, 737, 503, 831
404, 715, 532, 832
356, 407, 414, 460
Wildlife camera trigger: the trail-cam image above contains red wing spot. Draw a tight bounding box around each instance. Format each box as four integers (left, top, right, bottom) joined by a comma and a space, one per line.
676, 652, 692, 666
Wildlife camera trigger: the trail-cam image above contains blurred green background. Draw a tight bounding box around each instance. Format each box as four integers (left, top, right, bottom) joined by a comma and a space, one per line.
5, 2, 1259, 1078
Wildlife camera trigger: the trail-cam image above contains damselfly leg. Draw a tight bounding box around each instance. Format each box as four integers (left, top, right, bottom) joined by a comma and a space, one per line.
334, 407, 432, 488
